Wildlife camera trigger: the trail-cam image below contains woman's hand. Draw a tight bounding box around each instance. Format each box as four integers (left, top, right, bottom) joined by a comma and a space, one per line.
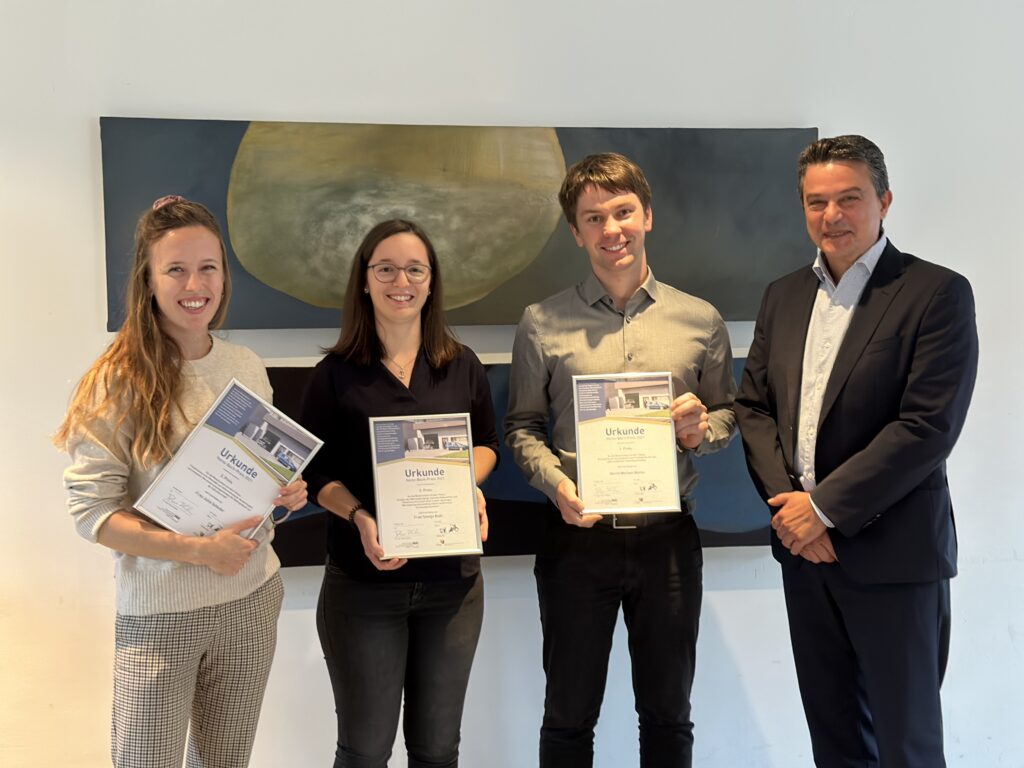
194, 516, 261, 576
476, 486, 489, 542
354, 510, 407, 571
274, 476, 308, 513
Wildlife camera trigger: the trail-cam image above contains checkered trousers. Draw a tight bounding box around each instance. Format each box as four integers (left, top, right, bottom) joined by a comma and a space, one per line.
111, 573, 284, 768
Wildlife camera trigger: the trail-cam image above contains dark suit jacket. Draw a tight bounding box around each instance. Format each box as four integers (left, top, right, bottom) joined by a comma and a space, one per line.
735, 241, 979, 584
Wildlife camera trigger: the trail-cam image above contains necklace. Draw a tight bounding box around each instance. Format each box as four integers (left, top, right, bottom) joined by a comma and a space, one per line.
384, 353, 415, 381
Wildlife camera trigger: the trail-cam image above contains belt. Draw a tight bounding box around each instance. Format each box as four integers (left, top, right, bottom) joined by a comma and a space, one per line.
592, 503, 689, 530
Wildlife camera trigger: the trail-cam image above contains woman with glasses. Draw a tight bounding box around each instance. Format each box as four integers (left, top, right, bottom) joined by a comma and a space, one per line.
299, 219, 499, 768
55, 196, 307, 768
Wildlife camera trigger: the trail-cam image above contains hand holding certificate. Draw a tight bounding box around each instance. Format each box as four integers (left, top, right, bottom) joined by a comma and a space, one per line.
573, 372, 681, 515
135, 379, 322, 537
370, 413, 483, 559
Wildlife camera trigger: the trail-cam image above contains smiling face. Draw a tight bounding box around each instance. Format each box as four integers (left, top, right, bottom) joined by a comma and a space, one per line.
570, 185, 652, 284
147, 225, 225, 353
365, 232, 432, 328
802, 160, 893, 277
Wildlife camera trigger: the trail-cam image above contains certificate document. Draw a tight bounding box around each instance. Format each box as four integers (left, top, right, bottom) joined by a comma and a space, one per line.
135, 379, 323, 537
573, 372, 681, 514
370, 413, 482, 559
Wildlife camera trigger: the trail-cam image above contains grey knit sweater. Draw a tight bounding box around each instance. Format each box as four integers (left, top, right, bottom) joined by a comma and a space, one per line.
63, 337, 281, 616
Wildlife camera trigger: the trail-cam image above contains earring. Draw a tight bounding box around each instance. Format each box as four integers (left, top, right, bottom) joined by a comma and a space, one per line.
364, 287, 369, 294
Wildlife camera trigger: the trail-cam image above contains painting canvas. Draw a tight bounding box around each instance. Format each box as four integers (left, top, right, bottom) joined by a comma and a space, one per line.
100, 118, 816, 329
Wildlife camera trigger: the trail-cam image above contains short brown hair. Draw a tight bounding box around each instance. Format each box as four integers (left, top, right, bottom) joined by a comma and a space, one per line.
558, 152, 653, 228
325, 219, 460, 369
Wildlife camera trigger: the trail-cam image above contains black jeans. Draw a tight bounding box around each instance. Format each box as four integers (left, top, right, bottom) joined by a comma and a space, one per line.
317, 564, 484, 768
535, 512, 703, 768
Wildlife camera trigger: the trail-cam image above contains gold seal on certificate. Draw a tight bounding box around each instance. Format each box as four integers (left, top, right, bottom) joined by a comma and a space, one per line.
573, 373, 682, 515
369, 413, 483, 559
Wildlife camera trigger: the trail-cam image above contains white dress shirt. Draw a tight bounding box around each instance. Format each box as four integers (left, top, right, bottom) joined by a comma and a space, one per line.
795, 235, 888, 526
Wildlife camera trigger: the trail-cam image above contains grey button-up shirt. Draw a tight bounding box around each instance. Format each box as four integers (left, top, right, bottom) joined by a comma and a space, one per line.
504, 268, 737, 506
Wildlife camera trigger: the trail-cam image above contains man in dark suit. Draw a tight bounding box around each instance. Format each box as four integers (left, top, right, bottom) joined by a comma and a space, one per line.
735, 135, 978, 767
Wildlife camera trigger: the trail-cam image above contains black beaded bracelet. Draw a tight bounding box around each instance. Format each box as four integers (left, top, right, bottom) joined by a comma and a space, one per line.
347, 503, 364, 525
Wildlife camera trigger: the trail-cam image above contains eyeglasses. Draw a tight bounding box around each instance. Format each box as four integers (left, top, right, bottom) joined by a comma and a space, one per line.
367, 263, 432, 284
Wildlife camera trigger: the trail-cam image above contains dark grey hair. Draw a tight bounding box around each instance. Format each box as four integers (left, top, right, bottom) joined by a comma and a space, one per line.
797, 135, 889, 199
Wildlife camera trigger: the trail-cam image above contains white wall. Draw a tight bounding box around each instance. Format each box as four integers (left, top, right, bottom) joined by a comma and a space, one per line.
2, 1, 1021, 765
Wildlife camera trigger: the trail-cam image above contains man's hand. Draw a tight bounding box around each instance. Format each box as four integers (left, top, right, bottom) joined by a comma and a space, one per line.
555, 478, 603, 528
768, 491, 826, 556
671, 392, 709, 450
798, 530, 837, 564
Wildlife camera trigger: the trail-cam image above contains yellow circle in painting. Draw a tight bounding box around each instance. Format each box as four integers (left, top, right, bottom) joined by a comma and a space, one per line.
227, 122, 566, 309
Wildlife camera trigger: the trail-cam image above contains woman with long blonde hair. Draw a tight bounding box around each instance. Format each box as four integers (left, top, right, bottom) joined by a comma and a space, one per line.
56, 195, 306, 768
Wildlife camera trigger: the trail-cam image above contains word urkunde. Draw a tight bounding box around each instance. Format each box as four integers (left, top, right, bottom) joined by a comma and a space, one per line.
219, 449, 258, 478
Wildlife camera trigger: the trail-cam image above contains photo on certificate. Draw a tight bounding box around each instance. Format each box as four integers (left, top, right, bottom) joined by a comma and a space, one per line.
135, 379, 323, 537
573, 372, 682, 515
369, 413, 483, 559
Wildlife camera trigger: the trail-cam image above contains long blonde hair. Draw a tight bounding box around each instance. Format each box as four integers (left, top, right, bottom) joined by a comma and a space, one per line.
55, 197, 232, 468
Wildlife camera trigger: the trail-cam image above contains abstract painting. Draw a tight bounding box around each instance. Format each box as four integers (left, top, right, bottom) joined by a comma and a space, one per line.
101, 118, 816, 329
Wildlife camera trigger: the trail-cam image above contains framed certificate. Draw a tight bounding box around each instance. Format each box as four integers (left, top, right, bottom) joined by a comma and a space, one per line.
135, 379, 323, 537
369, 413, 483, 559
573, 372, 682, 514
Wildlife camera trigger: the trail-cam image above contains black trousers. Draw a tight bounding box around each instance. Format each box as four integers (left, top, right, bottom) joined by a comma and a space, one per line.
317, 564, 484, 768
782, 561, 950, 768
535, 511, 703, 768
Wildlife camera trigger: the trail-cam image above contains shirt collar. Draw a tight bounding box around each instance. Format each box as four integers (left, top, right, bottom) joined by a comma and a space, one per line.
812, 234, 888, 289
580, 268, 660, 308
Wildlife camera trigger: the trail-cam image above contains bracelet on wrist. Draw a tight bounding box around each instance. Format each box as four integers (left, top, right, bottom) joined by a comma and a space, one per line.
347, 503, 364, 525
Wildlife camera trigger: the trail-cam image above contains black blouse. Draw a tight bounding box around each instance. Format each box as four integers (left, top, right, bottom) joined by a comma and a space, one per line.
299, 345, 499, 582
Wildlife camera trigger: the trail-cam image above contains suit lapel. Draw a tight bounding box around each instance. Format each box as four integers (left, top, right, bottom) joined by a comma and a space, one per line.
777, 267, 818, 462
818, 243, 906, 428
765, 270, 819, 466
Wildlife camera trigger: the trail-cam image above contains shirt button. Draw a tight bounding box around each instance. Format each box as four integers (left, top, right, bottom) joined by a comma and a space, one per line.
627, 353, 635, 361
625, 315, 632, 324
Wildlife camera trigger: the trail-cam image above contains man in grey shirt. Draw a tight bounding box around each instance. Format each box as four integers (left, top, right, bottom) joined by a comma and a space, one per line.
505, 152, 736, 768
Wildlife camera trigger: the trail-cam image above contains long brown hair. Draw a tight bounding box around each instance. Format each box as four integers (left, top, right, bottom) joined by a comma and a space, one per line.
325, 219, 460, 368
55, 198, 232, 467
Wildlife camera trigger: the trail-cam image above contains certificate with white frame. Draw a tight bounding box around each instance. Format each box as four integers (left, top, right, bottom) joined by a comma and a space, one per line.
573, 372, 682, 514
369, 412, 482, 559
135, 379, 323, 537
